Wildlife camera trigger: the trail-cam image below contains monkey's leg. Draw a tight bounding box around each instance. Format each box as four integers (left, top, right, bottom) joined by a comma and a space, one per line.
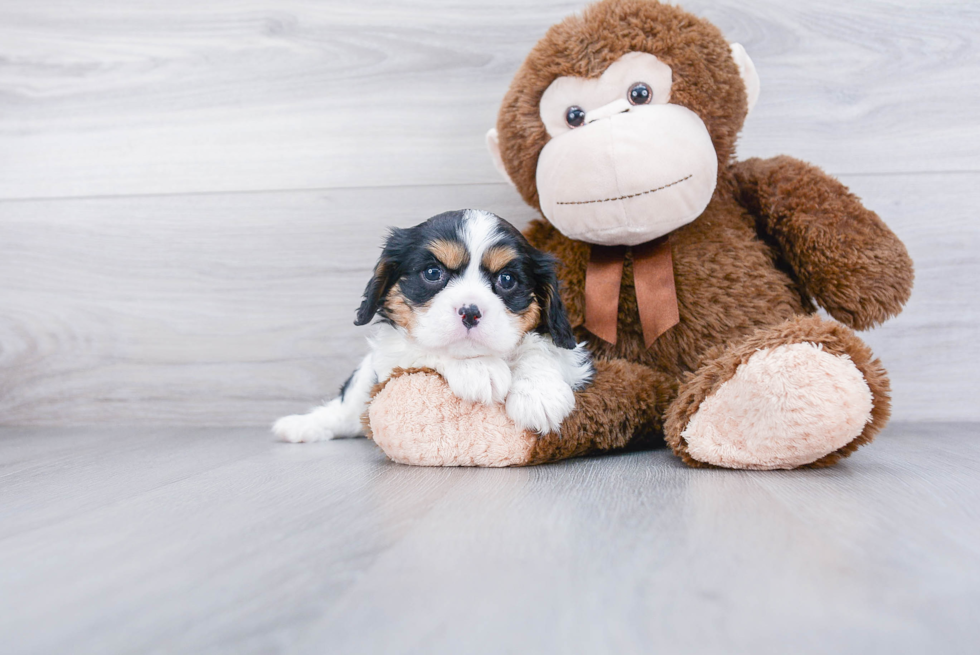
664, 315, 890, 470
366, 361, 675, 467
523, 359, 677, 465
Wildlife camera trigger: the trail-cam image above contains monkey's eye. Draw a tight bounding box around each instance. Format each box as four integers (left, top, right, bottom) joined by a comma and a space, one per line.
421, 266, 444, 283
565, 106, 586, 128
628, 82, 652, 105
496, 272, 517, 291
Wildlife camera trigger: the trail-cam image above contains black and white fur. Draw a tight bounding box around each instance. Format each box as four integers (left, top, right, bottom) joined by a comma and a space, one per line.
273, 209, 593, 442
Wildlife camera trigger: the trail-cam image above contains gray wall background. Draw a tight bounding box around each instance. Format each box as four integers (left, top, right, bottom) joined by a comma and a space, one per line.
1, 0, 977, 426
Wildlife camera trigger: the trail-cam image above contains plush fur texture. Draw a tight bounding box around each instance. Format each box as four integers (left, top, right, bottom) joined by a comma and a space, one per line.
367, 368, 538, 467
497, 0, 749, 212
532, 49, 720, 246
366, 362, 673, 467
681, 342, 873, 470
663, 315, 892, 469
365, 0, 914, 469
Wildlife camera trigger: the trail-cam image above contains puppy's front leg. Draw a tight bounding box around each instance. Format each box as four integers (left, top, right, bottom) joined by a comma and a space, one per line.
505, 334, 592, 434
437, 356, 512, 405
273, 354, 375, 443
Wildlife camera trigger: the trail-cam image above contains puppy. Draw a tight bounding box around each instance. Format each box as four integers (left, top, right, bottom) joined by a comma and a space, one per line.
273, 209, 593, 443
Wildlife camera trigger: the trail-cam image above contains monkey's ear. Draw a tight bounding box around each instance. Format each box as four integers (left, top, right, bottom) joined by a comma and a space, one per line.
486, 128, 516, 187
730, 44, 760, 115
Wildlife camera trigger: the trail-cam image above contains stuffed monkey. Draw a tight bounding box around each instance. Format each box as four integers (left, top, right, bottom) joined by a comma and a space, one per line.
368, 0, 913, 470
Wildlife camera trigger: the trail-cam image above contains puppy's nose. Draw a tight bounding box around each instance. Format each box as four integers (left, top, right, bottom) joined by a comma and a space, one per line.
458, 304, 482, 329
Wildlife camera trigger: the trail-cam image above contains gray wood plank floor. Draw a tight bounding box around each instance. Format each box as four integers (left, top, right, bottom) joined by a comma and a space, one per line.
1, 423, 978, 654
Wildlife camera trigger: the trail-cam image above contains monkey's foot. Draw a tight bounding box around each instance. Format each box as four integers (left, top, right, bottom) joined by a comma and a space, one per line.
665, 316, 890, 470
367, 368, 537, 467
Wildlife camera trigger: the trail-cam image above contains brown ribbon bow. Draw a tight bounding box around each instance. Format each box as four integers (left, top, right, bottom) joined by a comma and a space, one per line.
584, 235, 679, 347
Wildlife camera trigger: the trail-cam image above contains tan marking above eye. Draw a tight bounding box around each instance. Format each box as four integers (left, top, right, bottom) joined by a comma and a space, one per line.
482, 245, 518, 273
427, 239, 468, 270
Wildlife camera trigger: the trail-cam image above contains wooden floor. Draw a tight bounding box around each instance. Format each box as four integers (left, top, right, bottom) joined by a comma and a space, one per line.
2, 422, 978, 654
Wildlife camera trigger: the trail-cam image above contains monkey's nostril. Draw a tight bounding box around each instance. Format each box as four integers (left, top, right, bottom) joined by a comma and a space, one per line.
458, 304, 482, 328
584, 98, 633, 125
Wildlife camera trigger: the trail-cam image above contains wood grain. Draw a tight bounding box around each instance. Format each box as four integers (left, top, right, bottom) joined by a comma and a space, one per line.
1, 423, 977, 654
0, 0, 977, 199
847, 172, 980, 421
0, 184, 540, 425
0, 1, 977, 425
0, 173, 975, 426
0, 3, 976, 651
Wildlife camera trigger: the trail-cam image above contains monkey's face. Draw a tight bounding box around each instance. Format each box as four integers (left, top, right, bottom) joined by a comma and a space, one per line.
534, 52, 719, 246
486, 0, 760, 246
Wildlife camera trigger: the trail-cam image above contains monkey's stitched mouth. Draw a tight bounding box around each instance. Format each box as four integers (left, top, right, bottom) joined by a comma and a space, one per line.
556, 174, 693, 206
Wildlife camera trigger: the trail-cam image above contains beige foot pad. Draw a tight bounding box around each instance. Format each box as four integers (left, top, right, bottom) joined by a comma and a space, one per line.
682, 342, 873, 470
368, 369, 537, 467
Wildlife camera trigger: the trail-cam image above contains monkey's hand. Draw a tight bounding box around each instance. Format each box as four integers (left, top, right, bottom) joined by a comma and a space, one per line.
733, 155, 914, 330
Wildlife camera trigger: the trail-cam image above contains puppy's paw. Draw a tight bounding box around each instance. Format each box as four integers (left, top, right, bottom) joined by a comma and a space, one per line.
273, 395, 367, 443
484, 357, 512, 403
442, 357, 512, 405
505, 376, 575, 434
273, 413, 338, 443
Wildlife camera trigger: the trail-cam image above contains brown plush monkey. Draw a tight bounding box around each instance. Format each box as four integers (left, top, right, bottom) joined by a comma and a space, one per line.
368, 0, 913, 470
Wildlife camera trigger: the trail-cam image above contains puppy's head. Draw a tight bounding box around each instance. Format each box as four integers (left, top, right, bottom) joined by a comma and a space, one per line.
355, 209, 575, 357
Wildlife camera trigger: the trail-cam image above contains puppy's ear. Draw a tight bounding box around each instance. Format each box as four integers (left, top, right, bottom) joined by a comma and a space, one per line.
354, 228, 407, 326
531, 251, 576, 349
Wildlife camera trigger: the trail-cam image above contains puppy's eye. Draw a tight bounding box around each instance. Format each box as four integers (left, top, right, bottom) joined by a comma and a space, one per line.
421, 266, 444, 283
628, 82, 652, 106
565, 106, 585, 128
496, 272, 517, 291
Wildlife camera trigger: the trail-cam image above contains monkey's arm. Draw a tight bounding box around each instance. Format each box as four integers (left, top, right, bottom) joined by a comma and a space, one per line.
733, 155, 914, 330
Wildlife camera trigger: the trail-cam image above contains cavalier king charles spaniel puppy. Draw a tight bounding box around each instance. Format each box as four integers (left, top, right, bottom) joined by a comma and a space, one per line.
273, 209, 593, 442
